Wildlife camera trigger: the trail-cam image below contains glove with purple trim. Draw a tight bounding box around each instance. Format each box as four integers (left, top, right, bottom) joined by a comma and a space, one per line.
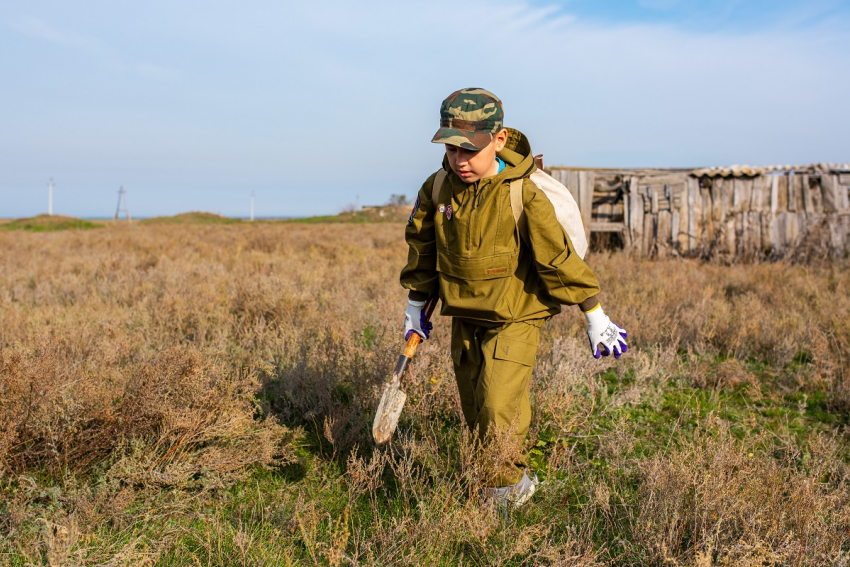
404, 298, 433, 340
584, 305, 628, 359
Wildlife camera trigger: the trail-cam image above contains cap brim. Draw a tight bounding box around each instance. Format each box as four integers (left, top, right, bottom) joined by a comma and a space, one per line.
431, 127, 493, 151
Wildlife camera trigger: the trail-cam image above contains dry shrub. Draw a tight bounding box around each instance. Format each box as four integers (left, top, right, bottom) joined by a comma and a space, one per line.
634, 418, 850, 566
775, 217, 841, 266
583, 251, 850, 375
690, 358, 754, 391
0, 340, 293, 484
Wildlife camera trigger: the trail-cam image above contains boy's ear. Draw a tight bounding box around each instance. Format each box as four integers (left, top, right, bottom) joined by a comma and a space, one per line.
494, 128, 508, 152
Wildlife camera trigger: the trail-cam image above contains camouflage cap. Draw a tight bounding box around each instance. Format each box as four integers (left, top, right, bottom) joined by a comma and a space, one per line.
431, 88, 504, 150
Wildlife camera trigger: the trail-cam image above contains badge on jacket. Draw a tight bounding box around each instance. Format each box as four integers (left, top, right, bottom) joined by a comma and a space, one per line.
446, 204, 453, 220
408, 196, 421, 224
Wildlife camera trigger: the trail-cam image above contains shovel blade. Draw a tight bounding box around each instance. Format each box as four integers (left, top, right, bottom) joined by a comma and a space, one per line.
372, 376, 406, 445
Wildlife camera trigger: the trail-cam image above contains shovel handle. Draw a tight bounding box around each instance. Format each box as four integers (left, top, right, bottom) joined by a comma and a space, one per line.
401, 295, 439, 359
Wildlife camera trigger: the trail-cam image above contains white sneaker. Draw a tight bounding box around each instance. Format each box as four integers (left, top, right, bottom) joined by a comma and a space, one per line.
511, 471, 540, 507
481, 471, 540, 512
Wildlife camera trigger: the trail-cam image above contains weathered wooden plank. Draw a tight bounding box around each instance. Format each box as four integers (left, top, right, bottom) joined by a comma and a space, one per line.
758, 213, 771, 254
798, 212, 808, 242
794, 174, 805, 212
839, 173, 850, 186
578, 171, 594, 242
747, 212, 762, 257
735, 213, 745, 256
567, 171, 580, 205
810, 176, 823, 213
722, 178, 733, 221
553, 169, 566, 187
590, 222, 626, 232
742, 178, 753, 212
732, 178, 745, 213
776, 175, 788, 212
711, 179, 722, 222
749, 176, 765, 212
801, 174, 814, 213
657, 211, 672, 256
622, 193, 630, 227
630, 177, 644, 255
672, 210, 682, 251
786, 211, 799, 243
787, 174, 797, 212
687, 177, 697, 251
726, 216, 736, 255
622, 194, 632, 249
636, 173, 691, 187
702, 185, 714, 240
643, 213, 656, 256
650, 185, 659, 214
741, 212, 758, 257
770, 175, 779, 214
822, 174, 839, 212
769, 212, 783, 250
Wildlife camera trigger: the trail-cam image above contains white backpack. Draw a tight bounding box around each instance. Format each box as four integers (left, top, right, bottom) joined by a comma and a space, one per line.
431, 167, 588, 259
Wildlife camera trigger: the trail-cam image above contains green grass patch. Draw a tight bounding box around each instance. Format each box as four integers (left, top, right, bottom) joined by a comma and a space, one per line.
2, 214, 102, 231
286, 205, 410, 224
140, 211, 241, 225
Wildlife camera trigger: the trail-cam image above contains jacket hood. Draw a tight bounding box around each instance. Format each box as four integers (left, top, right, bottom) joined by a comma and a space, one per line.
499, 128, 534, 177
440, 127, 535, 185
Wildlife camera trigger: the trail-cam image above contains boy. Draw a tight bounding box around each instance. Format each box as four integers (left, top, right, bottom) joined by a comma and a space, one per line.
401, 88, 627, 507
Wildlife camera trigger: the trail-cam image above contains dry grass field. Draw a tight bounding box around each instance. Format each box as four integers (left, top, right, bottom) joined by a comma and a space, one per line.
1, 222, 849, 566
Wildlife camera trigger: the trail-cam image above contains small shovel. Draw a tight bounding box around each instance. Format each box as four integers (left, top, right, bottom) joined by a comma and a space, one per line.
372, 295, 439, 445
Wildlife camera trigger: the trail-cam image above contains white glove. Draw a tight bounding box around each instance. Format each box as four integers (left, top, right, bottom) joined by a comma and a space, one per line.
403, 299, 431, 340
584, 305, 628, 359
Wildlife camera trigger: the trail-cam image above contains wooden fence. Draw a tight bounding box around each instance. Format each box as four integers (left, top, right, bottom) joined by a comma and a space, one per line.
546, 165, 850, 259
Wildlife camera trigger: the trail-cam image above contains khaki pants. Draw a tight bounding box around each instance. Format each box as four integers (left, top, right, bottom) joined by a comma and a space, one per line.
451, 318, 543, 487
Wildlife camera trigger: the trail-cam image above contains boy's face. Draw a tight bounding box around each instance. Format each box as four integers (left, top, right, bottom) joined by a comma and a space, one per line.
445, 128, 508, 184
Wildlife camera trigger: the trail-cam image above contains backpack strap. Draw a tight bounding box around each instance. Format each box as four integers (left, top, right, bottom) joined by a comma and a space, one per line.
509, 178, 529, 246
432, 169, 447, 206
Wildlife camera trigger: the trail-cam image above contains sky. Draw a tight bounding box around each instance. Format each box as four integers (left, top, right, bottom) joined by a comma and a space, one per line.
1, 0, 848, 218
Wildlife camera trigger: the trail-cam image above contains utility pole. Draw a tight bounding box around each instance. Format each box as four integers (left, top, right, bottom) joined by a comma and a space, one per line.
114, 186, 131, 221
48, 178, 54, 216
250, 192, 255, 222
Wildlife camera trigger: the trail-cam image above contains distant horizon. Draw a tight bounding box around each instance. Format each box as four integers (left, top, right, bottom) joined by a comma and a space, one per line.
7, 156, 850, 220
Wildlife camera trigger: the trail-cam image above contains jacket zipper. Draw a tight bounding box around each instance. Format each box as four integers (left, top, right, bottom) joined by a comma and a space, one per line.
468, 181, 481, 250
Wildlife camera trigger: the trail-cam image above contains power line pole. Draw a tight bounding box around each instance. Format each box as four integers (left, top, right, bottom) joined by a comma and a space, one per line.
114, 186, 131, 221
250, 192, 255, 222
48, 178, 54, 216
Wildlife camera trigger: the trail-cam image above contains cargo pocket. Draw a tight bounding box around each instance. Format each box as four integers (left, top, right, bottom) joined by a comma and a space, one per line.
494, 335, 537, 367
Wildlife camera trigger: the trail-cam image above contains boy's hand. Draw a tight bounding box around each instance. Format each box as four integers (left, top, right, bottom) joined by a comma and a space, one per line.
404, 299, 433, 340
584, 305, 627, 359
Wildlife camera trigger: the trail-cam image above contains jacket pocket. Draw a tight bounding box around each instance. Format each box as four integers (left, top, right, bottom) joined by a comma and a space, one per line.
436, 250, 518, 321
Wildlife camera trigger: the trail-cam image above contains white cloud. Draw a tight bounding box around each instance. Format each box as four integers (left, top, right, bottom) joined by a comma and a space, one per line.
11, 15, 117, 60
8, 15, 175, 79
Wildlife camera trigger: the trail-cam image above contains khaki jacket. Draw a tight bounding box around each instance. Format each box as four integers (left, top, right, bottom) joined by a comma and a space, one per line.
401, 128, 600, 323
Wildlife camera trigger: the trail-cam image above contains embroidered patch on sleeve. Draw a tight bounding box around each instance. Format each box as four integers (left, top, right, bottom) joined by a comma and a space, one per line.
408, 196, 421, 224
